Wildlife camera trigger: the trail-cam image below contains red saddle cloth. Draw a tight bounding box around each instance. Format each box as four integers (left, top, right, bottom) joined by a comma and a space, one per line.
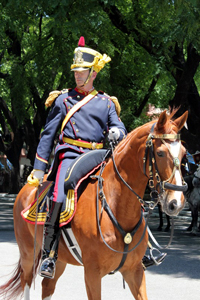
21, 180, 79, 227
21, 149, 110, 227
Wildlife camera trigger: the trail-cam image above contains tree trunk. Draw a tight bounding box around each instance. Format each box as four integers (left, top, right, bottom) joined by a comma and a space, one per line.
169, 44, 200, 154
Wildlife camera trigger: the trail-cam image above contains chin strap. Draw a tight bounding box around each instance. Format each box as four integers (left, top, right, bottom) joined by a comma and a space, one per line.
81, 67, 94, 86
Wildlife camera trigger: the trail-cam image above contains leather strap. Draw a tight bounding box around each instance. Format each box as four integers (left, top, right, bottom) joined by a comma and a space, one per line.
61, 89, 98, 132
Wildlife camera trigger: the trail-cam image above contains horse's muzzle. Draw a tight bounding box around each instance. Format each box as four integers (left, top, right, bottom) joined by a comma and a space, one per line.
168, 199, 178, 213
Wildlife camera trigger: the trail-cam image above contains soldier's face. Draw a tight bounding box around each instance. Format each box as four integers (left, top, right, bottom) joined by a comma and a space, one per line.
74, 70, 90, 87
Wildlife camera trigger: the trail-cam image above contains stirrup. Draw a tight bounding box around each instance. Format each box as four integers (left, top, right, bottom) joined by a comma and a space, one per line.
149, 247, 167, 266
39, 257, 56, 279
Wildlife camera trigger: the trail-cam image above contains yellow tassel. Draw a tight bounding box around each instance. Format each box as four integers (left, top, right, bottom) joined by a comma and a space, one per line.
27, 174, 40, 187
45, 90, 62, 107
110, 96, 121, 116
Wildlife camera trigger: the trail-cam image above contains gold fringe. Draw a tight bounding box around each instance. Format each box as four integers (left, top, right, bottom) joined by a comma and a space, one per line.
45, 89, 69, 107
110, 96, 121, 116
45, 90, 62, 107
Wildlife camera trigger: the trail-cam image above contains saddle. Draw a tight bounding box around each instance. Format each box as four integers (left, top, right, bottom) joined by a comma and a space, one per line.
21, 149, 110, 227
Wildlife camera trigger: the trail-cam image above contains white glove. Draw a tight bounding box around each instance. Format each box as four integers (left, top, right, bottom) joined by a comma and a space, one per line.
27, 169, 44, 187
108, 127, 120, 141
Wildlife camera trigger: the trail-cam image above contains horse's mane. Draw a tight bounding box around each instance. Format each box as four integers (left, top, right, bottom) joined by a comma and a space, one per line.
115, 109, 179, 154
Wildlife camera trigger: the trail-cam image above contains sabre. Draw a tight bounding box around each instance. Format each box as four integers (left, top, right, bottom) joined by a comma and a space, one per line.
33, 185, 41, 289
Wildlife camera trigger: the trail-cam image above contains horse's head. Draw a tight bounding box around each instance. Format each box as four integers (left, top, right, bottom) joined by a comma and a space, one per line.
145, 110, 188, 216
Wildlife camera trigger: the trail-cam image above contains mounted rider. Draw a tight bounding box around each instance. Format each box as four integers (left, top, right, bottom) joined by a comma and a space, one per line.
27, 37, 166, 279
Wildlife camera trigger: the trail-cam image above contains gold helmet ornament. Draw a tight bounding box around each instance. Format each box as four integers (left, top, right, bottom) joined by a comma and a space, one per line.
71, 36, 111, 85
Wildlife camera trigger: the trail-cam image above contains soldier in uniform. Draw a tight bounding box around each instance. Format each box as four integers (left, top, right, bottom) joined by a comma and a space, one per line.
28, 37, 127, 278
28, 37, 166, 279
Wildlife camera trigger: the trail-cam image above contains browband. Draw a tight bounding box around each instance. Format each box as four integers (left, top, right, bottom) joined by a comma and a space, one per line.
149, 134, 181, 140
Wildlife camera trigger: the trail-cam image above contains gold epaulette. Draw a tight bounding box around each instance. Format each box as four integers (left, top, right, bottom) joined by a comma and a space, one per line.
103, 93, 121, 116
45, 89, 69, 107
110, 96, 121, 116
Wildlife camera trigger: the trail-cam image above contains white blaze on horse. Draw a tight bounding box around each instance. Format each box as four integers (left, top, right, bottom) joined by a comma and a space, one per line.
0, 110, 188, 300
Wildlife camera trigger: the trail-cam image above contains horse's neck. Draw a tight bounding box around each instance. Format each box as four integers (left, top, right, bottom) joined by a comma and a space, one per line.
103, 140, 147, 229
112, 134, 148, 191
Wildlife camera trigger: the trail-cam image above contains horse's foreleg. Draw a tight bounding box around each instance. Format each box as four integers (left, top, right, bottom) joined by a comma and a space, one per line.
164, 214, 171, 232
121, 264, 148, 300
42, 261, 67, 300
191, 206, 199, 235
84, 264, 101, 300
187, 208, 194, 231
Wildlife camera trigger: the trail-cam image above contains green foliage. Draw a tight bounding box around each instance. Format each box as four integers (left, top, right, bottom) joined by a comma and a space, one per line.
1, 0, 200, 136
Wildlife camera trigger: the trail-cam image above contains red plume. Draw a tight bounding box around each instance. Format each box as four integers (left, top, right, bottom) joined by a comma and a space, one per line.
78, 36, 85, 47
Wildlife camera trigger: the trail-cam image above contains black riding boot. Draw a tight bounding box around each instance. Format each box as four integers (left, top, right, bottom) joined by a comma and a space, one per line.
142, 252, 167, 269
39, 200, 62, 279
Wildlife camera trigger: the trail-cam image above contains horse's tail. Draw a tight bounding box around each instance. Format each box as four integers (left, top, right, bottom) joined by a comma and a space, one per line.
0, 252, 41, 300
0, 260, 23, 300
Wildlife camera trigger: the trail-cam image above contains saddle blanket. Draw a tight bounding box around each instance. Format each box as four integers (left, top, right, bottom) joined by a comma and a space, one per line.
21, 149, 110, 227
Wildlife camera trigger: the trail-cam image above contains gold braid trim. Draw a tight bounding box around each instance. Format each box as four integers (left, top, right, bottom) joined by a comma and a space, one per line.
45, 89, 69, 107
110, 96, 121, 116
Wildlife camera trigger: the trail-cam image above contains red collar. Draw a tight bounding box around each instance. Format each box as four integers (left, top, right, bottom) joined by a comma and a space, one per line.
75, 87, 95, 96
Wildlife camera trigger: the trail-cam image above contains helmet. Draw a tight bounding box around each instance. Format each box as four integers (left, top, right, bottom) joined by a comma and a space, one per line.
71, 36, 111, 73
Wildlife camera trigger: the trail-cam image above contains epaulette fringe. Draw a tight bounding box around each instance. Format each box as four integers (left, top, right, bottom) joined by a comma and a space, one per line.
110, 96, 121, 116
45, 89, 69, 107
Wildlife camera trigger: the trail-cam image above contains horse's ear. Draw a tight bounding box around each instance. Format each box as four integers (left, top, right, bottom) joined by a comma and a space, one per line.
174, 111, 188, 131
156, 110, 168, 131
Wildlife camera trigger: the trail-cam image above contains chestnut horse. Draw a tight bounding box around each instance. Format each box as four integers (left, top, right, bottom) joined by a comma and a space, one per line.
0, 110, 188, 300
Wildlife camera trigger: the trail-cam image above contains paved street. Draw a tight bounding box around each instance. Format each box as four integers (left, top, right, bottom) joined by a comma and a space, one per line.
0, 213, 199, 300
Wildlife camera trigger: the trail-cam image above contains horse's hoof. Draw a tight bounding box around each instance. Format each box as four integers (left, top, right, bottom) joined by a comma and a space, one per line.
186, 226, 192, 231
157, 226, 162, 231
190, 228, 199, 236
164, 226, 170, 232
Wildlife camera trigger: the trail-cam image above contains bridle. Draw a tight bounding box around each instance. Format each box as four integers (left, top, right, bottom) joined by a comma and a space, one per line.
143, 123, 188, 209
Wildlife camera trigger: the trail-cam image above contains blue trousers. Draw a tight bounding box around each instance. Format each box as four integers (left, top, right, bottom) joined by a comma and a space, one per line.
51, 151, 80, 203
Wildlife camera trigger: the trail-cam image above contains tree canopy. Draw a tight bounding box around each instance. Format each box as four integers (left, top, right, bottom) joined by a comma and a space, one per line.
1, 0, 200, 192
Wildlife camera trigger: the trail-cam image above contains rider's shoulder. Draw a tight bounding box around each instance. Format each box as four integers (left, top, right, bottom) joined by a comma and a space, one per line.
98, 91, 121, 116
45, 88, 72, 107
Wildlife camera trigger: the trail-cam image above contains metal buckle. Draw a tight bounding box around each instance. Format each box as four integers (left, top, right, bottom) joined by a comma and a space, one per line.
91, 142, 97, 150
149, 179, 154, 188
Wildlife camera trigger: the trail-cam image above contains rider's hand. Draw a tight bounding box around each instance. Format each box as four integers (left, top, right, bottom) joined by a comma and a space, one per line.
108, 127, 120, 142
27, 169, 44, 187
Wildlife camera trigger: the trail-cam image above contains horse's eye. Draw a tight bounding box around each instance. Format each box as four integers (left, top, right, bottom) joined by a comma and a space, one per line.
157, 151, 164, 157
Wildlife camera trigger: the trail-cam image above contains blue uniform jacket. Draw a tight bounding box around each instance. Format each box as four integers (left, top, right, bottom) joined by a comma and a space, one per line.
34, 88, 127, 172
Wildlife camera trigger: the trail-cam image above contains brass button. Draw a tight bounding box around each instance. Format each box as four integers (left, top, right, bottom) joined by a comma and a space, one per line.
77, 95, 80, 99
76, 129, 79, 132
68, 106, 71, 109
72, 121, 76, 125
